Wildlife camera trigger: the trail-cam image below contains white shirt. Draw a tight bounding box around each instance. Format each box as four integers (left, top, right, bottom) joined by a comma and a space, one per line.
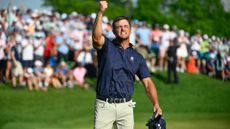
22, 39, 34, 60
70, 30, 85, 50
34, 39, 44, 56
0, 39, 6, 60
160, 31, 171, 49
191, 42, 201, 51
77, 51, 93, 64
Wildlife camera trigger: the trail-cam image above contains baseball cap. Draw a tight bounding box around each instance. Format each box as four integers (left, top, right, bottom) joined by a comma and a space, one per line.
35, 60, 43, 67
146, 112, 166, 129
163, 24, 169, 30
210, 53, 216, 59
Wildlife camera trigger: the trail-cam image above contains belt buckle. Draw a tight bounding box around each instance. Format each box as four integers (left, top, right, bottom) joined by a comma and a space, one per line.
114, 98, 119, 103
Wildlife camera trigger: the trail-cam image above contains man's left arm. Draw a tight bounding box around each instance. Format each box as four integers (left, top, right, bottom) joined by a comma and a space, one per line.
142, 77, 162, 117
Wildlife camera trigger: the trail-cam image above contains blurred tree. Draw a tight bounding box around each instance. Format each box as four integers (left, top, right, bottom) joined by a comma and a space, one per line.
44, 0, 230, 37
43, 0, 125, 18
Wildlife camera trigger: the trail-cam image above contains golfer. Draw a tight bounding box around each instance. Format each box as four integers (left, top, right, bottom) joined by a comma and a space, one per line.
92, 1, 162, 129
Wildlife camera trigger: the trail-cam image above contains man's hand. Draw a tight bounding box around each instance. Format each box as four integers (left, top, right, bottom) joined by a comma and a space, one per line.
92, 0, 107, 49
99, 0, 108, 13
153, 104, 162, 117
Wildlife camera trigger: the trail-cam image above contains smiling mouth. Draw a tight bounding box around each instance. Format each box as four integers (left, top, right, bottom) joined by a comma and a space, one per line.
121, 32, 126, 35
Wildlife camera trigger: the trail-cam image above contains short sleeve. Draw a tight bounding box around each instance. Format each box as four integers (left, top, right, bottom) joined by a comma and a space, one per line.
96, 36, 111, 64
95, 36, 110, 51
136, 56, 151, 80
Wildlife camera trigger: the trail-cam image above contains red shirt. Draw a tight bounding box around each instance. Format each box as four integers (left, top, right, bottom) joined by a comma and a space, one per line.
44, 35, 55, 57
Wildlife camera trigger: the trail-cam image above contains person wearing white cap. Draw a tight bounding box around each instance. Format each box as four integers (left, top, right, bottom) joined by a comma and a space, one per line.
24, 67, 38, 91
34, 60, 48, 91
159, 24, 171, 70
206, 53, 216, 77
177, 29, 189, 72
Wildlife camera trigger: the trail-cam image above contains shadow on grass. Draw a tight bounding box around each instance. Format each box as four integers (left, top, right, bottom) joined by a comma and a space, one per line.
152, 72, 168, 84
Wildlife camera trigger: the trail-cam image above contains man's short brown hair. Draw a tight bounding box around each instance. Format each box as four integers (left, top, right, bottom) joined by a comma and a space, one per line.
112, 16, 131, 30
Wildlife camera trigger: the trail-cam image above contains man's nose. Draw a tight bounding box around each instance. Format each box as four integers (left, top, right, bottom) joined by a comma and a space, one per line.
121, 26, 125, 30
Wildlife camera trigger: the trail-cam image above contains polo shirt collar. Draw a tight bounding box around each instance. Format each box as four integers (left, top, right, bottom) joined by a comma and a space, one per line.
112, 39, 133, 49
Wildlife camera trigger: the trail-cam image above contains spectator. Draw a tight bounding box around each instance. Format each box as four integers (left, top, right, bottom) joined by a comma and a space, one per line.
150, 24, 162, 72
217, 39, 229, 60
187, 52, 199, 74
150, 24, 162, 60
5, 35, 16, 81
129, 21, 138, 45
56, 31, 69, 63
73, 63, 89, 89
0, 28, 6, 83
24, 67, 38, 91
44, 63, 62, 88
21, 35, 34, 68
215, 53, 225, 80
15, 34, 23, 62
34, 60, 47, 91
54, 61, 69, 87
159, 24, 171, 70
70, 22, 86, 51
34, 32, 45, 62
104, 22, 115, 40
11, 46, 24, 87
44, 30, 56, 65
224, 57, 230, 80
206, 53, 216, 77
176, 30, 189, 72
166, 38, 179, 83
77, 42, 96, 77
135, 22, 151, 47
199, 34, 209, 61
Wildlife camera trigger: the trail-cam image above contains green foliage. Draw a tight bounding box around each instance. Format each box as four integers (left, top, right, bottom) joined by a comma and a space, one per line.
133, 0, 230, 37
44, 0, 230, 37
43, 0, 125, 18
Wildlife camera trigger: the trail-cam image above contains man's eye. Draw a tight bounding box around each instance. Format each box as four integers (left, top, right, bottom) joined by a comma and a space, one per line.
116, 27, 121, 29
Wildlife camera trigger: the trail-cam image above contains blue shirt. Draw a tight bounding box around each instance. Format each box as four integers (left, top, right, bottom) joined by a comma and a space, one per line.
135, 27, 151, 46
96, 37, 150, 99
56, 36, 69, 54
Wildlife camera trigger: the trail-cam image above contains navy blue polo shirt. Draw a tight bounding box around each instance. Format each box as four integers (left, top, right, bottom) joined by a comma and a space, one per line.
96, 37, 150, 99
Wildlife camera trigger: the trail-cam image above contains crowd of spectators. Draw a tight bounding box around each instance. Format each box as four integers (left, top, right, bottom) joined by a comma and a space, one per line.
0, 6, 229, 91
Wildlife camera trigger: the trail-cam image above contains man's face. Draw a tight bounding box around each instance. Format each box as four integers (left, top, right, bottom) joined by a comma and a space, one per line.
113, 19, 131, 40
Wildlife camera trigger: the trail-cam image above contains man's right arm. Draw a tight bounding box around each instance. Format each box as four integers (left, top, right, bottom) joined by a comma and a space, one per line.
92, 1, 108, 49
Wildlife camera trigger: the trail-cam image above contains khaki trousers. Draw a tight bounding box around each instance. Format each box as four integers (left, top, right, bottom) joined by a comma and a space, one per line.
94, 99, 134, 129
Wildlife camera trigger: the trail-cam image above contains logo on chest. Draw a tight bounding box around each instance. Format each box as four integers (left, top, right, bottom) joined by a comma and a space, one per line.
129, 56, 134, 62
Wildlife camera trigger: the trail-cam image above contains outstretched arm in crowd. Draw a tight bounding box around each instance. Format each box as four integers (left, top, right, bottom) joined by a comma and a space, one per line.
92, 0, 108, 49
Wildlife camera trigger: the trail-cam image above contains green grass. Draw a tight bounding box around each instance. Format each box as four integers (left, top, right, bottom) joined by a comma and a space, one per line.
0, 72, 230, 129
